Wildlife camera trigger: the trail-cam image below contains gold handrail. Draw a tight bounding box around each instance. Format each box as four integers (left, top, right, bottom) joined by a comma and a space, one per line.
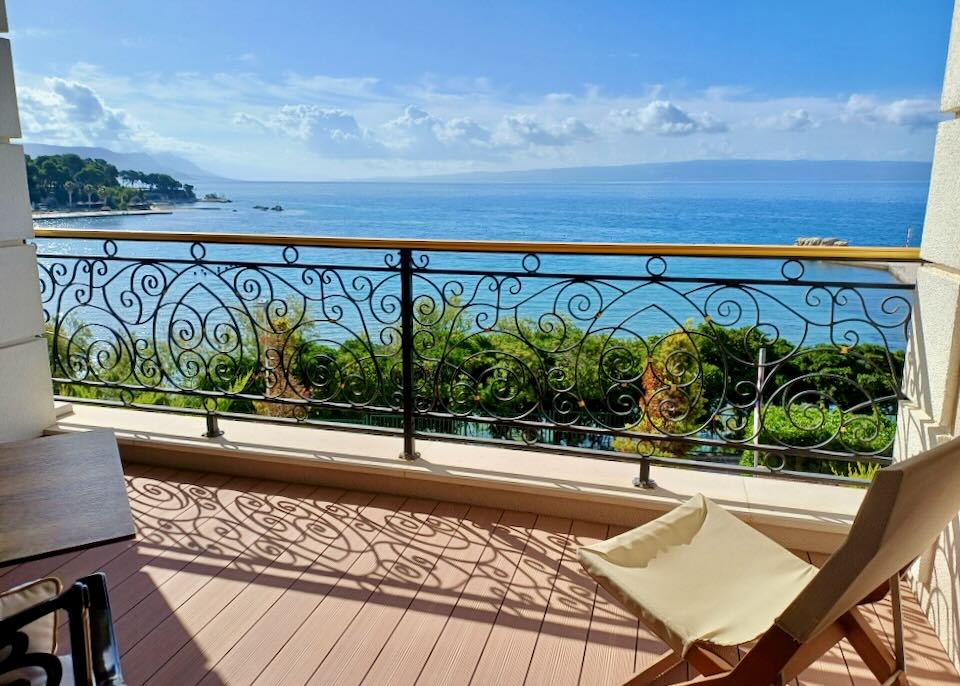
32, 228, 923, 262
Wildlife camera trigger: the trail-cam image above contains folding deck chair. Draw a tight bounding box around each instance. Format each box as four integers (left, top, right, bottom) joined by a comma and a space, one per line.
578, 435, 960, 685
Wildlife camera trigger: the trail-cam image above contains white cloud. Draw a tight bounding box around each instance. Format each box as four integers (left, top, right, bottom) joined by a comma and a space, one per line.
755, 108, 814, 132
437, 117, 493, 147
13, 61, 942, 179
380, 108, 593, 156
236, 104, 594, 160
380, 105, 493, 157
843, 94, 942, 130
493, 114, 595, 147
234, 105, 381, 157
235, 104, 498, 160
17, 77, 174, 150
609, 100, 728, 136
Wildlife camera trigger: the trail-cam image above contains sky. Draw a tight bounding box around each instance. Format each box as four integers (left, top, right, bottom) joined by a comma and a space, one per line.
5, 1, 956, 181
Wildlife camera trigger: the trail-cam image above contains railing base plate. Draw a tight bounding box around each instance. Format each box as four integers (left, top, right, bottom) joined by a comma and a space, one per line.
633, 475, 657, 489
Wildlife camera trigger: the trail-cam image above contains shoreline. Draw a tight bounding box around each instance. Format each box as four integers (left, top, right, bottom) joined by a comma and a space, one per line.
32, 208, 174, 220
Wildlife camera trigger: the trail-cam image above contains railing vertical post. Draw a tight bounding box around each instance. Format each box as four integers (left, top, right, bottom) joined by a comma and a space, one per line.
633, 459, 656, 489
752, 346, 767, 467
399, 248, 419, 461
203, 413, 223, 439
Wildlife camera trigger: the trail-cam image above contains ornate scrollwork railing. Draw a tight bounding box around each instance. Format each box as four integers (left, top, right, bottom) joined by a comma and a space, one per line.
34, 229, 918, 486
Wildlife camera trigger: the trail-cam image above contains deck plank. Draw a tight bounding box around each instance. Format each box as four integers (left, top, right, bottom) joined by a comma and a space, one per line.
525, 520, 606, 686
469, 515, 573, 686
250, 496, 436, 686
123, 481, 318, 684
579, 525, 640, 686
110, 477, 286, 661
308, 501, 470, 685
0, 467, 176, 589
143, 486, 351, 685
105, 475, 274, 633
360, 506, 504, 686
415, 509, 538, 686
197, 491, 380, 686
870, 579, 960, 685
53, 470, 233, 639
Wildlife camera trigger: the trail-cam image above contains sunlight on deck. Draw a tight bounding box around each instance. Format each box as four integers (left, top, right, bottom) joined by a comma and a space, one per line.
1, 466, 957, 686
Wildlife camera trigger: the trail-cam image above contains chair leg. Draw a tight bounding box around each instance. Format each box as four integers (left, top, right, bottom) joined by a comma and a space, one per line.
842, 607, 906, 685
889, 574, 909, 686
622, 650, 685, 686
686, 646, 735, 676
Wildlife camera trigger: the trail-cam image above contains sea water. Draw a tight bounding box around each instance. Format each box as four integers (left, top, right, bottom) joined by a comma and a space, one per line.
34, 180, 928, 245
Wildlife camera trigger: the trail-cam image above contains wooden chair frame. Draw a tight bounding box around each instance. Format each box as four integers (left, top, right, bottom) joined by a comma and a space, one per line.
623, 573, 907, 686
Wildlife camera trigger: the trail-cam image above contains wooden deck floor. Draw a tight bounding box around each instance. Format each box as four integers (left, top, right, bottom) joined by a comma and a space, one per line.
2, 465, 958, 686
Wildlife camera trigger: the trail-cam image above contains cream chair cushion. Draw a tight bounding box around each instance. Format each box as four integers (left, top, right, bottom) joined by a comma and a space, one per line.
578, 494, 818, 656
0, 578, 60, 653
0, 578, 71, 686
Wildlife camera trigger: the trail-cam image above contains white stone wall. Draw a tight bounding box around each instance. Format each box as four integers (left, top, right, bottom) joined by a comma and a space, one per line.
899, 0, 960, 671
0, 0, 55, 441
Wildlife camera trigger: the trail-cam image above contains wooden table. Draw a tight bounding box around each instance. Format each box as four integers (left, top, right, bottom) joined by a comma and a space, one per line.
0, 430, 135, 568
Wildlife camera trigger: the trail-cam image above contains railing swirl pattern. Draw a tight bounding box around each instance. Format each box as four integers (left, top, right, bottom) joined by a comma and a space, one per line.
35, 230, 917, 485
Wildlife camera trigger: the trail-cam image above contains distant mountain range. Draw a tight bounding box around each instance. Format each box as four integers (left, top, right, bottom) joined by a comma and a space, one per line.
379, 159, 932, 184
16, 146, 933, 185
22, 143, 229, 182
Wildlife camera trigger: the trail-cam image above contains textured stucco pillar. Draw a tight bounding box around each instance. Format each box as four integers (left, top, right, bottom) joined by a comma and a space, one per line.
897, 0, 960, 671
0, 0, 56, 441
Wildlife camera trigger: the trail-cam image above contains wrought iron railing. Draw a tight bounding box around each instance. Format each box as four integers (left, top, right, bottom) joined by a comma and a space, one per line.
33, 228, 919, 486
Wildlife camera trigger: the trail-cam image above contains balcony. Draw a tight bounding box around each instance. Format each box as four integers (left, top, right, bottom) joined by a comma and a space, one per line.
2, 228, 952, 683
3, 0, 960, 681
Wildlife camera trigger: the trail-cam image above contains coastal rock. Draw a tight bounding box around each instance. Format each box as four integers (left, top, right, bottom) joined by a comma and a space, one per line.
794, 236, 850, 246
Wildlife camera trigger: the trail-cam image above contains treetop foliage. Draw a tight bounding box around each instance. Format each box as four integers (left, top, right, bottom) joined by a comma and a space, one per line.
25, 153, 196, 209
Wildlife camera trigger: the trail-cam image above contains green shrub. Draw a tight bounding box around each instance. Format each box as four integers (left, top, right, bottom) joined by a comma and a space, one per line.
740, 404, 895, 475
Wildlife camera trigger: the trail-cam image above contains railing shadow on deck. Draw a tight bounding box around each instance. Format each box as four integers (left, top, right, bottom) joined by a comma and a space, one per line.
117, 464, 958, 684
121, 468, 625, 643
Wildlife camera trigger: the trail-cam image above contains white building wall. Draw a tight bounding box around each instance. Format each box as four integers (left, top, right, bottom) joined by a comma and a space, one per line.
0, 0, 55, 441
899, 0, 960, 671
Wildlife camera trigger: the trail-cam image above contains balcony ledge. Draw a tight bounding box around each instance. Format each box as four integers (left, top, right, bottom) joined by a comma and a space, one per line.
47, 404, 865, 554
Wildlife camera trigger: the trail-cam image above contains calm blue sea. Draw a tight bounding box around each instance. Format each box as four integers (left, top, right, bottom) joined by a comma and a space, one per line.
35, 180, 928, 246
35, 180, 927, 347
